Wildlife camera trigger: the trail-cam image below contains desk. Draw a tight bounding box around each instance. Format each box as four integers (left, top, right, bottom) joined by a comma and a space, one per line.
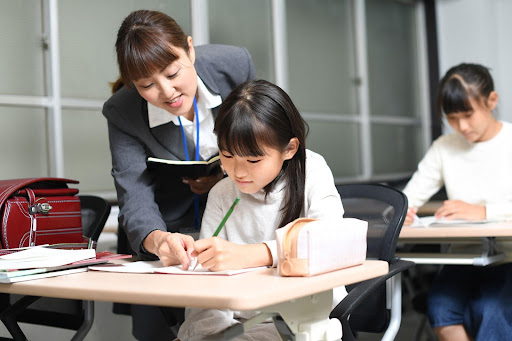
0, 260, 388, 340
398, 222, 512, 265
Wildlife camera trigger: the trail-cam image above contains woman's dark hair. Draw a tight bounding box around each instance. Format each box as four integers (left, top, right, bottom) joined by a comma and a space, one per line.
437, 63, 494, 117
111, 10, 189, 93
215, 80, 309, 228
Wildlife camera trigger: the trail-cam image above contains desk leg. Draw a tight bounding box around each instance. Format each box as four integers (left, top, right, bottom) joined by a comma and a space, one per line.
261, 290, 342, 341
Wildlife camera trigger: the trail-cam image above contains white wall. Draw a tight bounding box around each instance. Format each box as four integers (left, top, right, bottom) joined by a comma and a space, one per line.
436, 0, 512, 122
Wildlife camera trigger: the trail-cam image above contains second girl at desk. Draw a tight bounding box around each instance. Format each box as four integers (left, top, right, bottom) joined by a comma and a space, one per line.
403, 63, 512, 341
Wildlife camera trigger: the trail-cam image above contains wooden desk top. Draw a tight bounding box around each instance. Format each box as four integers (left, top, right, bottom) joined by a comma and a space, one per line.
400, 221, 512, 239
0, 260, 388, 311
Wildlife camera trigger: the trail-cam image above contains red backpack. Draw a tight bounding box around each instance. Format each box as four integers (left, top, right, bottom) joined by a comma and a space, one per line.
0, 178, 85, 249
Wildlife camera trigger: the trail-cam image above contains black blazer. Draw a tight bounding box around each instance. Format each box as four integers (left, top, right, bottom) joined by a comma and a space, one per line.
103, 45, 256, 257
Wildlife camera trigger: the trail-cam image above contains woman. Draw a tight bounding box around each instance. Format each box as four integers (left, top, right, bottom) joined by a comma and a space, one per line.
102, 9, 255, 340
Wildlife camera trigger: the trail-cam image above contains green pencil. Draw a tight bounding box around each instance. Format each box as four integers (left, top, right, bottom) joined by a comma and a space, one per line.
213, 197, 240, 237
192, 197, 240, 270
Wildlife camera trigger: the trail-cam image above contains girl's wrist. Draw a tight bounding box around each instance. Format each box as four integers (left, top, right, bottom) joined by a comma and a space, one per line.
240, 243, 273, 268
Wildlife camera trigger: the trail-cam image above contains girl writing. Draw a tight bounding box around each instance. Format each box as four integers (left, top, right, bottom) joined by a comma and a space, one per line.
402, 63, 512, 340
177, 79, 345, 340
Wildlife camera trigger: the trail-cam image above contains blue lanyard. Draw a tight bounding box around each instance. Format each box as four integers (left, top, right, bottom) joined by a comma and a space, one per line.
177, 97, 200, 162
177, 97, 200, 230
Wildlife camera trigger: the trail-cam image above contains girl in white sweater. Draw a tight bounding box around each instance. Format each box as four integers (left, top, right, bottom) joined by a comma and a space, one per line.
177, 80, 345, 340
403, 63, 512, 341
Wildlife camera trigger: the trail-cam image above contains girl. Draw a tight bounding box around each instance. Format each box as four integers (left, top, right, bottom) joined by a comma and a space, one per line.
402, 63, 512, 340
177, 80, 345, 340
103, 9, 255, 340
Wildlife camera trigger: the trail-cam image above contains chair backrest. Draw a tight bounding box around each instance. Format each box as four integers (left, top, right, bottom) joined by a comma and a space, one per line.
337, 183, 407, 262
79, 195, 112, 242
336, 183, 408, 333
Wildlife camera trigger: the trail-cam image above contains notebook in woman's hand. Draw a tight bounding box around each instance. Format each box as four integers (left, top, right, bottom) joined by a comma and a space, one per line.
147, 155, 221, 179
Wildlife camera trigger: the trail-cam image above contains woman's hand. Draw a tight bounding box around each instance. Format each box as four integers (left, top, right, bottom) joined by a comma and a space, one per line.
183, 171, 224, 195
143, 230, 195, 269
434, 200, 486, 221
192, 237, 272, 271
404, 207, 418, 226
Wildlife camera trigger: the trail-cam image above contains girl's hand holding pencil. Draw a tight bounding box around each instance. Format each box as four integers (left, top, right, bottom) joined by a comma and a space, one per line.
191, 194, 276, 271
191, 197, 240, 271
192, 238, 247, 271
191, 196, 273, 271
192, 237, 273, 272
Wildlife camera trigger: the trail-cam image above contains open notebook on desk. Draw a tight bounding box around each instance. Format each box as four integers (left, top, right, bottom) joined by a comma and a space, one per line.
89, 260, 267, 276
413, 215, 502, 227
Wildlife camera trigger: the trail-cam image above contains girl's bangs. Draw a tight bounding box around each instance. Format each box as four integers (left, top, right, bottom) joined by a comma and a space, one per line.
441, 77, 473, 114
218, 112, 274, 157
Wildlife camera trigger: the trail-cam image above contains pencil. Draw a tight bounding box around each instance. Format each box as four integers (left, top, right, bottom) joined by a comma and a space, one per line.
192, 197, 240, 270
213, 197, 240, 237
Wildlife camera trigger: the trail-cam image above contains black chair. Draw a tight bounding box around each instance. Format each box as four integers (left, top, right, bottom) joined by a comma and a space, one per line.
329, 183, 415, 341
0, 195, 111, 341
205, 183, 414, 341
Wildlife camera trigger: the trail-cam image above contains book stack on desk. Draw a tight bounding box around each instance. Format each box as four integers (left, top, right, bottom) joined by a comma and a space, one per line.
0, 247, 131, 283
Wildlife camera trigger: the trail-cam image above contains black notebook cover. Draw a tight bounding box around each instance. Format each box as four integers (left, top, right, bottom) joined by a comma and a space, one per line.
147, 155, 221, 179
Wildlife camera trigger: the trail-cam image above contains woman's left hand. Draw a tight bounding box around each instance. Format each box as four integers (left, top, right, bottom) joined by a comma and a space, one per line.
434, 200, 486, 221
183, 171, 224, 195
192, 237, 272, 271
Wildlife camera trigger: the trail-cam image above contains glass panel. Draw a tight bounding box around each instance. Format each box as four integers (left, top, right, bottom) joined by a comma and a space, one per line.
371, 124, 422, 174
62, 109, 113, 193
0, 1, 45, 96
307, 120, 361, 178
0, 106, 48, 178
209, 0, 273, 81
287, 0, 357, 115
366, 0, 420, 117
58, 0, 191, 99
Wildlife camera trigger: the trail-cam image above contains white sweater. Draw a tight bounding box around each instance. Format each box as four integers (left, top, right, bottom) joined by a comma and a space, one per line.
403, 121, 512, 262
403, 121, 512, 220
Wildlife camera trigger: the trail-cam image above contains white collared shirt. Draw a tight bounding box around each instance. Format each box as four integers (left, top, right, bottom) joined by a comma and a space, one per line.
147, 76, 221, 160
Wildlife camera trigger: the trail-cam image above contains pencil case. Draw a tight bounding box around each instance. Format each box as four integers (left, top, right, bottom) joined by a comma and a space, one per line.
276, 218, 367, 277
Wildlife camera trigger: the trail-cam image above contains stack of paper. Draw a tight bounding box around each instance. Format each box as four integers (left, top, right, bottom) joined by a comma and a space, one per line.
0, 248, 129, 283
0, 248, 95, 270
